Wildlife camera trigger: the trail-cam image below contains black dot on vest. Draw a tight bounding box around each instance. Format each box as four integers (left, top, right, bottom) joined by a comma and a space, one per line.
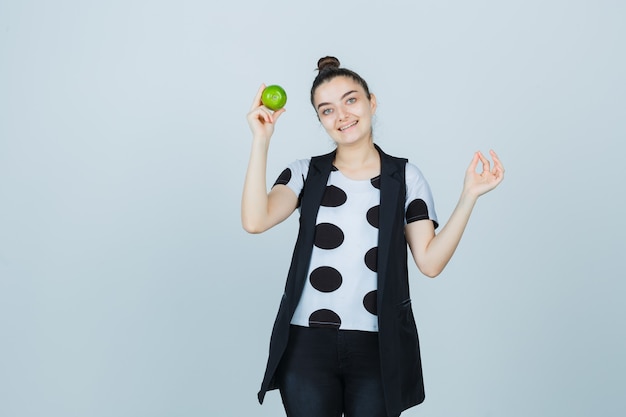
320, 185, 347, 207
406, 198, 429, 222
363, 290, 378, 315
364, 247, 378, 272
309, 309, 341, 329
370, 176, 381, 189
310, 266, 343, 292
273, 168, 292, 187
366, 205, 380, 228
314, 223, 344, 249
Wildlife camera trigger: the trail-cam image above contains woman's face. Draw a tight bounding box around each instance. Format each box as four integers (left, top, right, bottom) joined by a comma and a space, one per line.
313, 76, 377, 147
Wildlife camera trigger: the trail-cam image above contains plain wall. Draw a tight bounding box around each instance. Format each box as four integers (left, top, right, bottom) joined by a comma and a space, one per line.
1, 1, 624, 416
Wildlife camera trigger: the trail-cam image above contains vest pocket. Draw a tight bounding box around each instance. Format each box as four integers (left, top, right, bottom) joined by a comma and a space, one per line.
397, 298, 418, 336
397, 298, 412, 309
395, 298, 421, 385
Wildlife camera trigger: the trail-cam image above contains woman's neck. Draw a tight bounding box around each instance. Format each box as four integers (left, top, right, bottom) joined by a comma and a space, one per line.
333, 141, 380, 180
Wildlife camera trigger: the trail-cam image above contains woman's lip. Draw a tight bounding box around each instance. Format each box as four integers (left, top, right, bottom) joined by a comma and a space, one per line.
338, 120, 358, 131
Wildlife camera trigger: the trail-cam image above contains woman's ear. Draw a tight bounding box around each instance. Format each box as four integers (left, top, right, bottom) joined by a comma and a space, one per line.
370, 93, 377, 114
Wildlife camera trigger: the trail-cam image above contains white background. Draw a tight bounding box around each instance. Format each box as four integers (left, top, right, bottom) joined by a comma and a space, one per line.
1, 1, 624, 416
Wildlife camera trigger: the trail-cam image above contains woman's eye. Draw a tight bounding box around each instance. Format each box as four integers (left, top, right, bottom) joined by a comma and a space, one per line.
347, 97, 356, 104
322, 108, 333, 115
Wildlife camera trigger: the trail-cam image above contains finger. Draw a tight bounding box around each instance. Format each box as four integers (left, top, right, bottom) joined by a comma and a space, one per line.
490, 149, 505, 174
250, 83, 267, 111
477, 151, 491, 173
248, 107, 273, 124
467, 151, 480, 173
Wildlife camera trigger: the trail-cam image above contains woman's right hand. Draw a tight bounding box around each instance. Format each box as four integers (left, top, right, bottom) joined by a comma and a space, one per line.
246, 83, 286, 140
242, 84, 295, 234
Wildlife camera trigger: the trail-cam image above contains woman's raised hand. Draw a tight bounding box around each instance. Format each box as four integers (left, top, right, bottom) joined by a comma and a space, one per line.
246, 84, 286, 140
463, 150, 505, 198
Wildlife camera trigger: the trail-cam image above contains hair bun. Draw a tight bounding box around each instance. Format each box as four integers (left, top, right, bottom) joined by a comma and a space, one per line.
317, 56, 340, 72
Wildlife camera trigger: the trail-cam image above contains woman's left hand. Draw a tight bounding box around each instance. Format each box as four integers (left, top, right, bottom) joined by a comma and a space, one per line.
463, 150, 505, 198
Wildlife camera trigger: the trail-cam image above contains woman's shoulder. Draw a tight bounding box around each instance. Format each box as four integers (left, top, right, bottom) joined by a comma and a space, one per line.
405, 161, 430, 185
286, 158, 311, 174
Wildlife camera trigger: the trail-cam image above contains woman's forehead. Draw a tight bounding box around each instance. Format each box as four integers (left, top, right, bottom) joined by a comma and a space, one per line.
313, 76, 364, 104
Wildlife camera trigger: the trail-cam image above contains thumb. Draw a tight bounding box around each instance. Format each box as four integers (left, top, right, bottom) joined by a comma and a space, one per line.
272, 107, 287, 122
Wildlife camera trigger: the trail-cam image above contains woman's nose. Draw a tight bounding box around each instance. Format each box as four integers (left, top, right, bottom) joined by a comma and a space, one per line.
337, 106, 348, 120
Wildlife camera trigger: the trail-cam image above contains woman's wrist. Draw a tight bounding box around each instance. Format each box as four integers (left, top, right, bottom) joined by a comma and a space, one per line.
251, 135, 272, 151
458, 189, 479, 207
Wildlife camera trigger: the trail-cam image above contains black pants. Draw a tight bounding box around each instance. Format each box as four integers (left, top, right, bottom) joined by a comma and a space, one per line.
276, 325, 398, 417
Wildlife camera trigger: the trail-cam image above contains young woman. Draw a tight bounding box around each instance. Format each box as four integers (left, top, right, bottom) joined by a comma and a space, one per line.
242, 56, 505, 417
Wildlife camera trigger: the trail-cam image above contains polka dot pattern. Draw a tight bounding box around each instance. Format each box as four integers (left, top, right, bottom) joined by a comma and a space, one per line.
280, 158, 437, 332
370, 176, 381, 189
363, 290, 377, 315
310, 266, 343, 292
321, 185, 347, 207
273, 168, 292, 187
406, 198, 429, 223
309, 309, 341, 329
364, 247, 378, 272
314, 223, 344, 249
366, 205, 380, 229
292, 172, 382, 331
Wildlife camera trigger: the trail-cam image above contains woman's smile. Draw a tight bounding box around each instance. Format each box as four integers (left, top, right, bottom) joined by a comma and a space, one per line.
338, 120, 358, 131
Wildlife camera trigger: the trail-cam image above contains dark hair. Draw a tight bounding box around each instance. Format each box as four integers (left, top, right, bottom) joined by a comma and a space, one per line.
310, 56, 371, 108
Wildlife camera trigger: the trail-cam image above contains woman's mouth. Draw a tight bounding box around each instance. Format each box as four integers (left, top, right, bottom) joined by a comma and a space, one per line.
338, 121, 358, 131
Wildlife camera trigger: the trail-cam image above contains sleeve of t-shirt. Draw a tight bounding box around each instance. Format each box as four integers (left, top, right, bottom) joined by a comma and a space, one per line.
271, 159, 310, 205
405, 162, 439, 229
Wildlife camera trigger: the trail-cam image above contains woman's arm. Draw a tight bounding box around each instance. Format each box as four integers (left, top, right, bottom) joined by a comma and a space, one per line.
241, 85, 298, 234
405, 150, 505, 277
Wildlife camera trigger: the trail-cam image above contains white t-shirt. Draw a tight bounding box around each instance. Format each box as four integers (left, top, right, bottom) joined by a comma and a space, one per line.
273, 159, 438, 332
